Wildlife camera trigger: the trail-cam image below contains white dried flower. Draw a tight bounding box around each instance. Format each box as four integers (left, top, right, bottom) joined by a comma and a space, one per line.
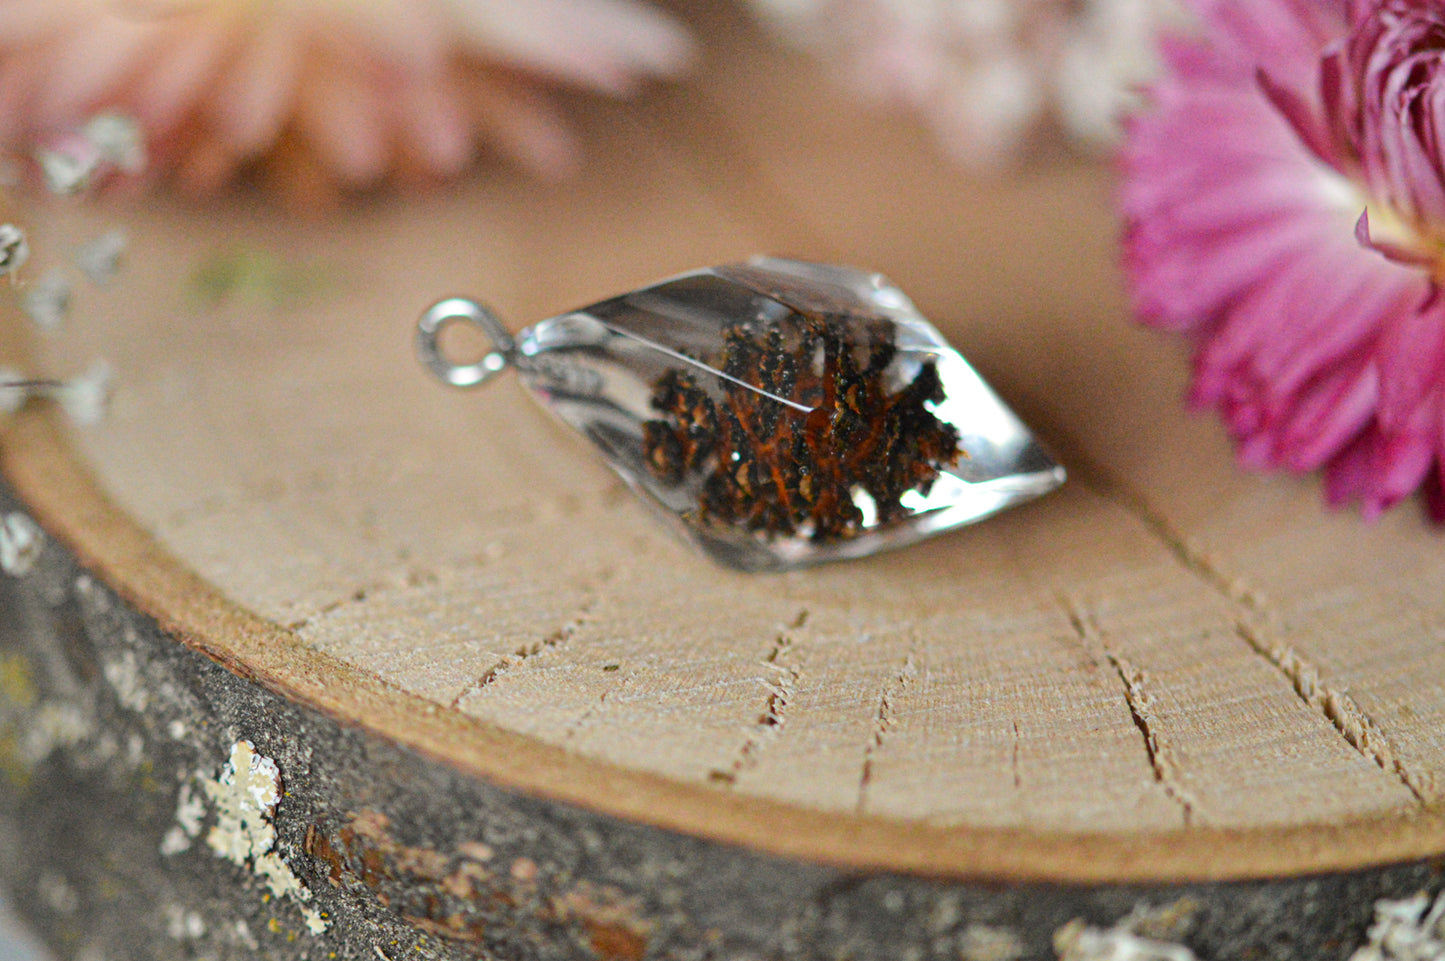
746, 0, 1184, 167
0, 363, 114, 427
1055, 0, 1177, 146
0, 512, 45, 577
73, 230, 126, 288
935, 51, 1044, 169
0, 224, 30, 278
21, 267, 73, 332
0, 368, 26, 415
32, 113, 147, 195
35, 145, 99, 196
82, 114, 147, 175
58, 361, 114, 427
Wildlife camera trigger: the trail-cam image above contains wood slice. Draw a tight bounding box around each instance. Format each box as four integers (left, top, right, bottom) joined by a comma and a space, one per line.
4, 10, 1445, 961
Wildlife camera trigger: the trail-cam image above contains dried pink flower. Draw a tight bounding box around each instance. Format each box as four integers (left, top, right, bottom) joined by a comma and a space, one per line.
0, 0, 693, 198
1121, 0, 1445, 520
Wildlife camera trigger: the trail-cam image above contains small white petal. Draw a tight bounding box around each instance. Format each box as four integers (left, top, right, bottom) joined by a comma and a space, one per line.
35, 146, 99, 196
0, 512, 44, 577
59, 360, 114, 427
73, 229, 126, 287
21, 267, 73, 331
83, 112, 148, 174
0, 223, 30, 277
929, 53, 1044, 168
0, 367, 26, 415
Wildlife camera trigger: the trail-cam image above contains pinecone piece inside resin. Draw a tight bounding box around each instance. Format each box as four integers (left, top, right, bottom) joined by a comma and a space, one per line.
641, 311, 962, 542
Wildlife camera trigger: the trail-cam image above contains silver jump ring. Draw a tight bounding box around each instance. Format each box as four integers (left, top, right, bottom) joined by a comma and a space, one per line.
416, 297, 516, 389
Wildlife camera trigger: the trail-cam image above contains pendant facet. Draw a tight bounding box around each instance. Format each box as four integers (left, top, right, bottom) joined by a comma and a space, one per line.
418, 258, 1064, 572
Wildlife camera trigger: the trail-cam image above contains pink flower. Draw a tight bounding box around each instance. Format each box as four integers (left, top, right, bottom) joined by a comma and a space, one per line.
0, 0, 692, 199
1122, 0, 1445, 520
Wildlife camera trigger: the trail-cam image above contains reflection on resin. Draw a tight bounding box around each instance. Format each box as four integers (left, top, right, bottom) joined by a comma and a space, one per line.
507, 258, 1064, 571
639, 311, 962, 543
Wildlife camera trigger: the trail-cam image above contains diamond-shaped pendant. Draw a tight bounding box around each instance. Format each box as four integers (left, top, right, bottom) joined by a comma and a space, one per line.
417, 258, 1064, 572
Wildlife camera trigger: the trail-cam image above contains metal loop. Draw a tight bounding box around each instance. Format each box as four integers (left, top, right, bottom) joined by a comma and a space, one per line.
415, 297, 517, 389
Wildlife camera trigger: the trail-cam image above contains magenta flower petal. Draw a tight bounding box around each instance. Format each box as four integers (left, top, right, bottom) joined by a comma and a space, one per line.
1260, 267, 1404, 405
1425, 467, 1445, 521
1279, 363, 1379, 472
1375, 305, 1445, 434
1257, 67, 1338, 163
1324, 431, 1379, 508
1122, 0, 1445, 522
1192, 0, 1343, 86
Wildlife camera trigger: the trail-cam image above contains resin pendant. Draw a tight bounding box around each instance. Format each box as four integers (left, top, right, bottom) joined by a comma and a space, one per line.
417, 258, 1064, 572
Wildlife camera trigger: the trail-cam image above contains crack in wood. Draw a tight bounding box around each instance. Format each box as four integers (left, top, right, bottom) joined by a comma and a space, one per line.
709, 613, 808, 787
1061, 596, 1197, 825
445, 566, 618, 711
270, 530, 620, 640
447, 595, 601, 711
1066, 466, 1254, 605
855, 647, 919, 814
1070, 463, 1435, 806
1011, 720, 1022, 791
283, 586, 375, 632
1232, 622, 1433, 803
276, 563, 447, 634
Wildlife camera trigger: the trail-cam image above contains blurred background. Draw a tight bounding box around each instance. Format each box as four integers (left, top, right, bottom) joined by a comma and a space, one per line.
0, 0, 1182, 205
0, 1, 1186, 958
0, 897, 48, 961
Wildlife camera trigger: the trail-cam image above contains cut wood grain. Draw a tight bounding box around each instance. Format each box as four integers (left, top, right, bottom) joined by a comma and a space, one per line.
4, 7, 1445, 961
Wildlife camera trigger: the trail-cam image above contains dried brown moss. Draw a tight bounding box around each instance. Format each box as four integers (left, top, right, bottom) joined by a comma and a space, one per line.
641, 311, 960, 541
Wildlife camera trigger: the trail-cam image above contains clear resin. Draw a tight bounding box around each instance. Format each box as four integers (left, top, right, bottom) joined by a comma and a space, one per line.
512, 258, 1064, 572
